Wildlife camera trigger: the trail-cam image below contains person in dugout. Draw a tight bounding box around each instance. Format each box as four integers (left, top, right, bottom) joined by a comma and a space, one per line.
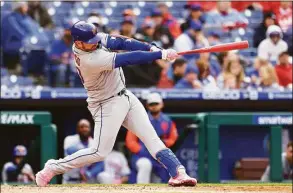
63, 119, 104, 184
126, 92, 178, 183
2, 145, 35, 184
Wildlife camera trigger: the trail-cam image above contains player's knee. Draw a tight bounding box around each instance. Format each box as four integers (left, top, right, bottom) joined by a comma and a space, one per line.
90, 148, 107, 161
136, 157, 152, 172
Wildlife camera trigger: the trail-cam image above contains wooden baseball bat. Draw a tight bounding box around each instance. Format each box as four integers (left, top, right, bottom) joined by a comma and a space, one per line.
177, 40, 249, 55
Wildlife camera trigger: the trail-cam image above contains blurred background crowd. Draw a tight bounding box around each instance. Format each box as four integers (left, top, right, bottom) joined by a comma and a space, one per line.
1, 1, 292, 90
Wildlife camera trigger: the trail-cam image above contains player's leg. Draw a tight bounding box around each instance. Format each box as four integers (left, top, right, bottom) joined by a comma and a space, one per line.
36, 96, 130, 186
122, 90, 197, 186
135, 157, 152, 183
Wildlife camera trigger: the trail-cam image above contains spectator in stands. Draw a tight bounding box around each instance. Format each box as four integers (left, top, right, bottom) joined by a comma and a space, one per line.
261, 141, 293, 181
171, 58, 188, 85
207, 31, 222, 46
97, 141, 130, 184
253, 12, 277, 48
1, 1, 43, 72
231, 1, 264, 12
175, 66, 200, 89
181, 4, 204, 32
126, 93, 178, 183
187, 1, 217, 12
223, 73, 238, 89
87, 12, 109, 33
195, 59, 218, 89
275, 51, 292, 88
274, 1, 292, 33
258, 64, 280, 90
123, 9, 136, 19
63, 119, 104, 184
248, 56, 271, 86
27, 1, 53, 29
157, 58, 187, 88
120, 18, 135, 38
217, 54, 246, 89
150, 9, 174, 49
2, 145, 34, 184
134, 20, 156, 43
205, 1, 247, 26
217, 52, 230, 72
174, 21, 209, 53
49, 21, 73, 87
157, 2, 181, 38
258, 25, 288, 63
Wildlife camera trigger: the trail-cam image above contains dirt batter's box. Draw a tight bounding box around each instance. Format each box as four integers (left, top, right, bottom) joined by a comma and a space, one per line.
0, 111, 57, 183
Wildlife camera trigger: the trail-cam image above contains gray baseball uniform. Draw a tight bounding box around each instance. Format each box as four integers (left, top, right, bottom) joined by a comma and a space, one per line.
47, 33, 166, 175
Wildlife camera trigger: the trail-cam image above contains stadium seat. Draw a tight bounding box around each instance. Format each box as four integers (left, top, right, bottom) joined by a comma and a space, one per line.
239, 48, 257, 57
1, 75, 34, 87
1, 1, 12, 11
20, 36, 49, 76
1, 68, 9, 77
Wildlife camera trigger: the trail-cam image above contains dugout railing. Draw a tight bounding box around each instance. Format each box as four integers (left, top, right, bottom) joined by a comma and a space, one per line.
169, 112, 292, 183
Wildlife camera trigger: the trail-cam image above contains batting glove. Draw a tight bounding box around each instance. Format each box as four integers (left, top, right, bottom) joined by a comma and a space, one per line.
161, 49, 179, 62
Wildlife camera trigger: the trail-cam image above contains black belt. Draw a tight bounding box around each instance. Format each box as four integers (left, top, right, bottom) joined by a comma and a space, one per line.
101, 88, 126, 102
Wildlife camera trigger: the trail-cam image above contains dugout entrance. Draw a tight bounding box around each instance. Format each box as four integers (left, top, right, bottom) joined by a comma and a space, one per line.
169, 112, 292, 183
0, 111, 57, 183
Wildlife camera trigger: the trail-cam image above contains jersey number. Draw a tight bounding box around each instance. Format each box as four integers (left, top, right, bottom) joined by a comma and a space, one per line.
74, 54, 84, 84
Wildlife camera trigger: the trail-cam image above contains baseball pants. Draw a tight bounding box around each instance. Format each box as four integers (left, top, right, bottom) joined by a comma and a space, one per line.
48, 90, 166, 174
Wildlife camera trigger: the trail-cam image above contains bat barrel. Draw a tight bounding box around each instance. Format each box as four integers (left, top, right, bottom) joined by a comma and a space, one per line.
178, 40, 249, 55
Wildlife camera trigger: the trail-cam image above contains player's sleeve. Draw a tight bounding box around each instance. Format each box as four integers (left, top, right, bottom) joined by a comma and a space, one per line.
114, 51, 162, 68
120, 153, 131, 176
63, 136, 79, 156
2, 163, 9, 184
164, 121, 179, 147
261, 165, 270, 181
125, 131, 141, 154
63, 136, 71, 156
99, 32, 152, 51
24, 164, 34, 175
257, 41, 269, 59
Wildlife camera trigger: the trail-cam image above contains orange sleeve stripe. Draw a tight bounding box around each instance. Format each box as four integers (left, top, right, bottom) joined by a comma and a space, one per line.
125, 131, 141, 154
164, 122, 178, 147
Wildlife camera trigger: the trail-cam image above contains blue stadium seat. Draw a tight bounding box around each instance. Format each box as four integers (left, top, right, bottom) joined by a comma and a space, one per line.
20, 50, 48, 76
1, 68, 9, 76
74, 1, 105, 9
1, 75, 34, 87
46, 1, 74, 10
239, 48, 257, 57
1, 1, 12, 11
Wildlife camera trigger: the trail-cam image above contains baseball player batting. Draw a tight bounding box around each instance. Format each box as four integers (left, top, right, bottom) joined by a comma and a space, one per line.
36, 21, 197, 187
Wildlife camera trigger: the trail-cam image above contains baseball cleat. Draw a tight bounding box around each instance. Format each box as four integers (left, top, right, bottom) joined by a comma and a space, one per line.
36, 160, 56, 187
168, 168, 197, 187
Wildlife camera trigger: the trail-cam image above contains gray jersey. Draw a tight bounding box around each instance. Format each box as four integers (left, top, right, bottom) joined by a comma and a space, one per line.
72, 33, 125, 102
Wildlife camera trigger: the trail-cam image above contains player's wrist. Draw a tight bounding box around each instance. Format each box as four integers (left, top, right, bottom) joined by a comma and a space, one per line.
150, 43, 162, 52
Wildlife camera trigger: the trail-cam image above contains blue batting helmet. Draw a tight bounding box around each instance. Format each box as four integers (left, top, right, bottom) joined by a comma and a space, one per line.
13, 145, 27, 157
70, 21, 101, 44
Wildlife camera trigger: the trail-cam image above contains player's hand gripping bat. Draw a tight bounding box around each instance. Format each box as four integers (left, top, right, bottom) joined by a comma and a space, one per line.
177, 40, 249, 55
